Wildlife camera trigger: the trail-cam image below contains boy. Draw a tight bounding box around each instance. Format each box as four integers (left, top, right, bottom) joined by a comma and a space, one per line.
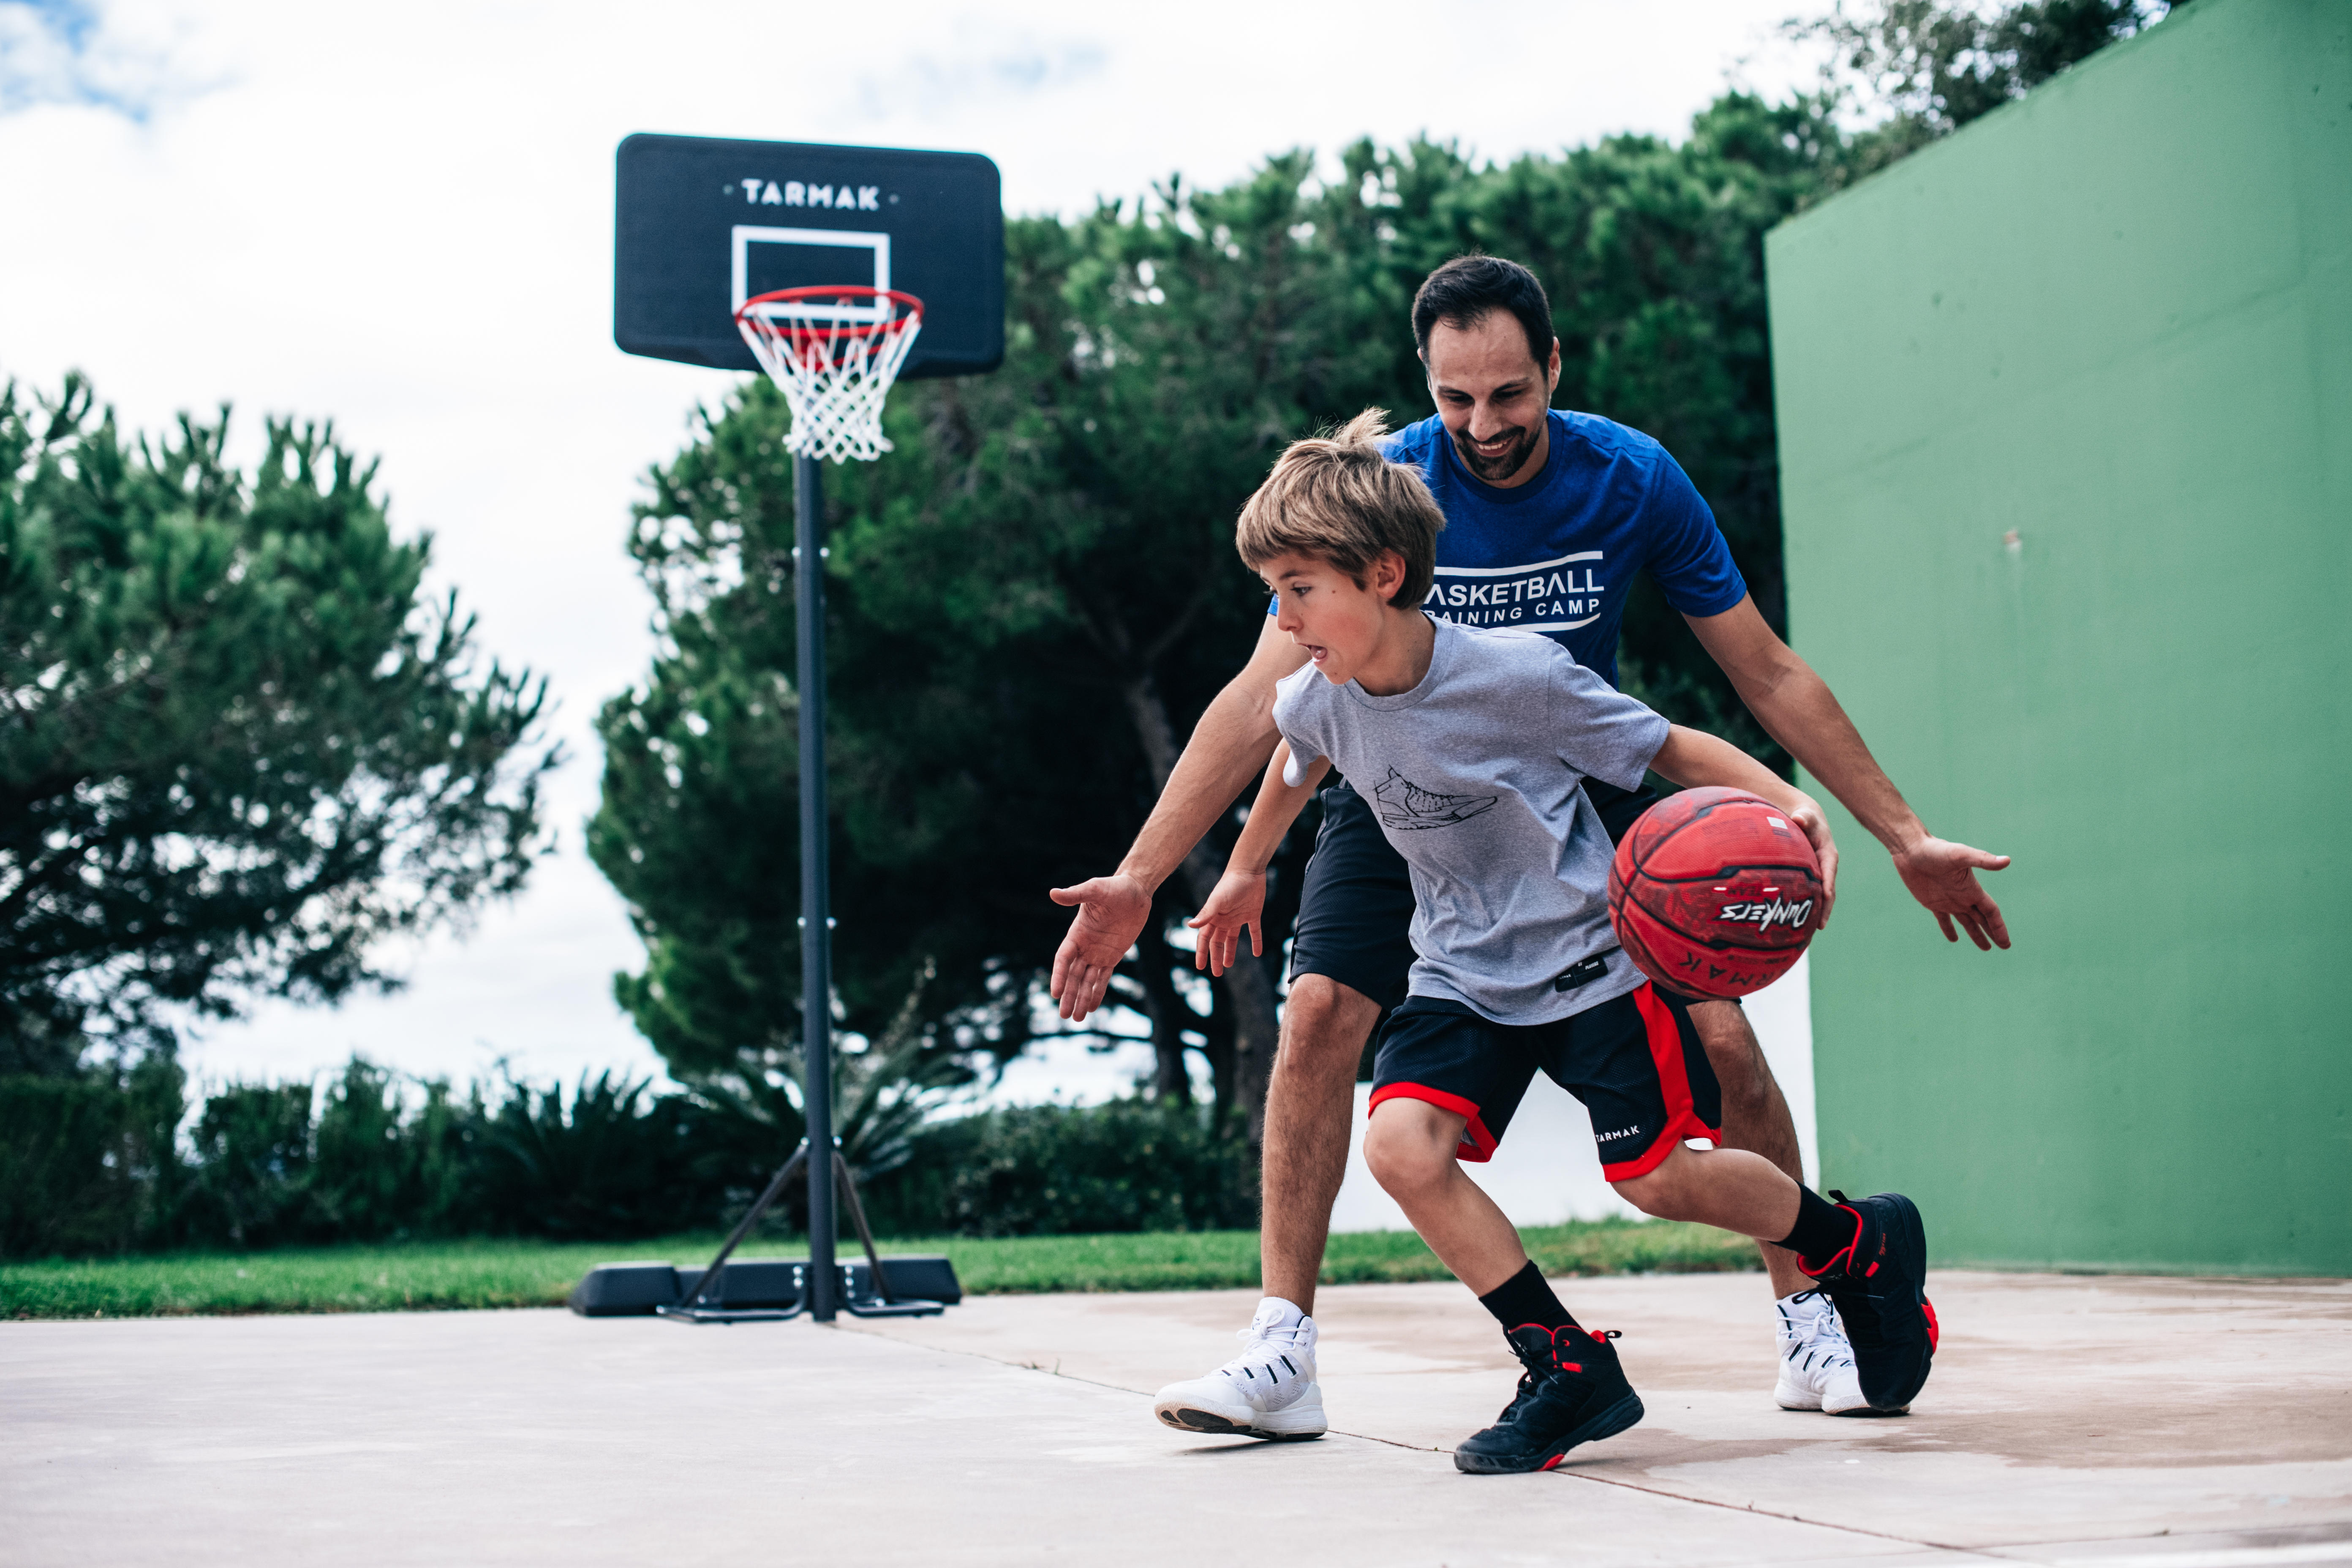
1164, 411, 1936, 1473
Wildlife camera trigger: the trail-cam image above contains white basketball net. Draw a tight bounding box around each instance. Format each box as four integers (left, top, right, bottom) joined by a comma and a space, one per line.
733, 289, 924, 464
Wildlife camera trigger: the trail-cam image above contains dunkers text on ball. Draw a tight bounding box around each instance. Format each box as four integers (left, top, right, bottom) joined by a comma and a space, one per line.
1715, 898, 1816, 930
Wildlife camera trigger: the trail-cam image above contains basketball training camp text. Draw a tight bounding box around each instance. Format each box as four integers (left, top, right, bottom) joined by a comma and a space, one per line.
1424, 551, 1606, 633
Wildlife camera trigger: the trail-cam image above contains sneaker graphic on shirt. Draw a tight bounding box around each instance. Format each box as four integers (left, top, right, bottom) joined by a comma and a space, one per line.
1374, 767, 1498, 831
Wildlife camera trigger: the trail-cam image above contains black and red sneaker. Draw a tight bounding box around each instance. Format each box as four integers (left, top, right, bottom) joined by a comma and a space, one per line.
1800, 1190, 1938, 1413
1454, 1324, 1645, 1474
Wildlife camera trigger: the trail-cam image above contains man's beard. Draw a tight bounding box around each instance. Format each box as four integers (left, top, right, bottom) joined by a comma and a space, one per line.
1450, 420, 1540, 482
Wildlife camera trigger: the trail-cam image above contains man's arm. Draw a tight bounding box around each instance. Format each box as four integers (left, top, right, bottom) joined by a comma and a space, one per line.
1048, 616, 1311, 1020
1685, 595, 2011, 950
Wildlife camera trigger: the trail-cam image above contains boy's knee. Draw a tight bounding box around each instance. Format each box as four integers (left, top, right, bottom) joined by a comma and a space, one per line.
1363, 1106, 1454, 1196
1609, 1169, 1664, 1215
1360, 1119, 1417, 1190
1610, 1147, 1689, 1218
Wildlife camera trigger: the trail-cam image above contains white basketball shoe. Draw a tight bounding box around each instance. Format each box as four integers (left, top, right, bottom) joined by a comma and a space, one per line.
1153, 1298, 1328, 1440
1775, 1289, 1869, 1415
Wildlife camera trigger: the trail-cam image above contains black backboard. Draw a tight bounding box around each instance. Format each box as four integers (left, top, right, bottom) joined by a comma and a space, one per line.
614, 134, 1003, 381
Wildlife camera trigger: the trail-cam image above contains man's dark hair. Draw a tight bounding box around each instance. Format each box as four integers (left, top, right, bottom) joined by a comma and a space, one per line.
1411, 255, 1555, 371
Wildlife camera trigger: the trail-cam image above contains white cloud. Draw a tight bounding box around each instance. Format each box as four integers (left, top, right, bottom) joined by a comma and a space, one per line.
0, 0, 209, 120
0, 0, 1808, 1095
850, 23, 1108, 123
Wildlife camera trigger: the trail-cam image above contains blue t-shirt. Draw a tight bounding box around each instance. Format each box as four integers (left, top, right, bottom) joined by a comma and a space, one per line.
1268, 410, 1746, 687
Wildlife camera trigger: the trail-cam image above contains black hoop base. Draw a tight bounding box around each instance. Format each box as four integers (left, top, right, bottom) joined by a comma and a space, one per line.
569, 1139, 955, 1323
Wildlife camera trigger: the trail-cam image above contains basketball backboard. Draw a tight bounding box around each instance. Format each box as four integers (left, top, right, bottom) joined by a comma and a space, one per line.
614, 133, 1003, 380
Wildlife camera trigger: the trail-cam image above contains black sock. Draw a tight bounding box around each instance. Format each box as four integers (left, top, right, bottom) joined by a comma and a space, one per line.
1779, 1186, 1857, 1267
1477, 1260, 1577, 1333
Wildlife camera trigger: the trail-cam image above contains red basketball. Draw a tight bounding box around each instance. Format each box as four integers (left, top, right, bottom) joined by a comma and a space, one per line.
1607, 788, 1824, 999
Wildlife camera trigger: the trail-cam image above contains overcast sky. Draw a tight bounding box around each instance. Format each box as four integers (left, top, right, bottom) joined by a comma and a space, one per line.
0, 0, 1814, 1099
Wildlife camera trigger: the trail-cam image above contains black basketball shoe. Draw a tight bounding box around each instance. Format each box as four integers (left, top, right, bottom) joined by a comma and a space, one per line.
1800, 1190, 1938, 1413
1454, 1324, 1645, 1474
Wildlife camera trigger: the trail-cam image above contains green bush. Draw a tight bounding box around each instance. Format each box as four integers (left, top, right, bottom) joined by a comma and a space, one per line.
0, 1059, 184, 1255
870, 1101, 1257, 1238
307, 1062, 478, 1241
0, 1076, 144, 1255
0, 1053, 1254, 1258
185, 1082, 316, 1246
473, 1073, 722, 1241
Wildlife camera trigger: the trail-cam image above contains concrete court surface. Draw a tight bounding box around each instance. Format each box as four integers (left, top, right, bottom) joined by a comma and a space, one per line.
2, 1271, 2347, 1567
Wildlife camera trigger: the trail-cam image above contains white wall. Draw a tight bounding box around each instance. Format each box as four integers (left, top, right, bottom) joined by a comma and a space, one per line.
1327, 955, 1818, 1233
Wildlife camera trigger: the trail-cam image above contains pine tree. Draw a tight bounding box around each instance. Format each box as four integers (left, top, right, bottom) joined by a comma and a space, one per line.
0, 376, 557, 1072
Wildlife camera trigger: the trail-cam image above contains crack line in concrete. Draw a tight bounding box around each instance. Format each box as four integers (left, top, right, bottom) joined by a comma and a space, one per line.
1551, 1466, 2008, 1560
843, 1323, 2013, 1559
840, 1324, 2352, 1566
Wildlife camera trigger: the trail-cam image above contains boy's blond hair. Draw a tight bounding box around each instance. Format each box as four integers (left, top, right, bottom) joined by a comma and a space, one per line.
1235, 408, 1445, 607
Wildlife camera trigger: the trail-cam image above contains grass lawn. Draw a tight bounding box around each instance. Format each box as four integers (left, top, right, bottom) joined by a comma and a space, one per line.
1, 1218, 1756, 1320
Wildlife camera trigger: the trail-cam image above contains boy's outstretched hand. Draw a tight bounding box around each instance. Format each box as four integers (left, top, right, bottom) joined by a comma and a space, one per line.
1048, 873, 1151, 1021
1185, 868, 1267, 977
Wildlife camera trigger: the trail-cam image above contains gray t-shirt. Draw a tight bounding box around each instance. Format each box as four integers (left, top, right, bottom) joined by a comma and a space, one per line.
1274, 618, 1671, 1024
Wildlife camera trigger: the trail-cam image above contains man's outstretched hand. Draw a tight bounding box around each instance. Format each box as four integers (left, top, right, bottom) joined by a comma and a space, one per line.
1891, 836, 2013, 950
1048, 873, 1152, 1021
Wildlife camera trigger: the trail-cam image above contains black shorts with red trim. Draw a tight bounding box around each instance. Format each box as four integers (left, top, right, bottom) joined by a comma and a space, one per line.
1290, 778, 1662, 1010
1368, 982, 1723, 1182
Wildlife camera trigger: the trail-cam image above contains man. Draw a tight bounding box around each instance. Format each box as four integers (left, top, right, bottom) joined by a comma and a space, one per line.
1049, 256, 2008, 1437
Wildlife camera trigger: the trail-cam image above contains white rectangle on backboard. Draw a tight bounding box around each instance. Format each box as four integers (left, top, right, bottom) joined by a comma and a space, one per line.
731, 226, 892, 321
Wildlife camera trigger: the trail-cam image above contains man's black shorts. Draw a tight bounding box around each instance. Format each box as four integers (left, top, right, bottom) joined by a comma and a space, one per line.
1369, 983, 1722, 1180
1288, 777, 1662, 1009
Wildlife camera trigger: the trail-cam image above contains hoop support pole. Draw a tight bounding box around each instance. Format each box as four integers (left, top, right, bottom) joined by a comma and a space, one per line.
795, 451, 838, 1323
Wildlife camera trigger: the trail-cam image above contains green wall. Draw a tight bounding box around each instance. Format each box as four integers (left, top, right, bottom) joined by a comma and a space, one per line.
1766, 0, 2351, 1274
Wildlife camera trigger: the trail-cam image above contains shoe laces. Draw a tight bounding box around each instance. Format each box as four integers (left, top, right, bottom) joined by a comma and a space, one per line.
1218, 1326, 1309, 1385
1497, 1327, 1617, 1426
1510, 1325, 1618, 1378
1779, 1291, 1855, 1372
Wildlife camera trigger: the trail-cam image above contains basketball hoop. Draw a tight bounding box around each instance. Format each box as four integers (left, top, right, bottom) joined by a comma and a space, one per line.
733, 285, 923, 464
618, 138, 999, 1326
